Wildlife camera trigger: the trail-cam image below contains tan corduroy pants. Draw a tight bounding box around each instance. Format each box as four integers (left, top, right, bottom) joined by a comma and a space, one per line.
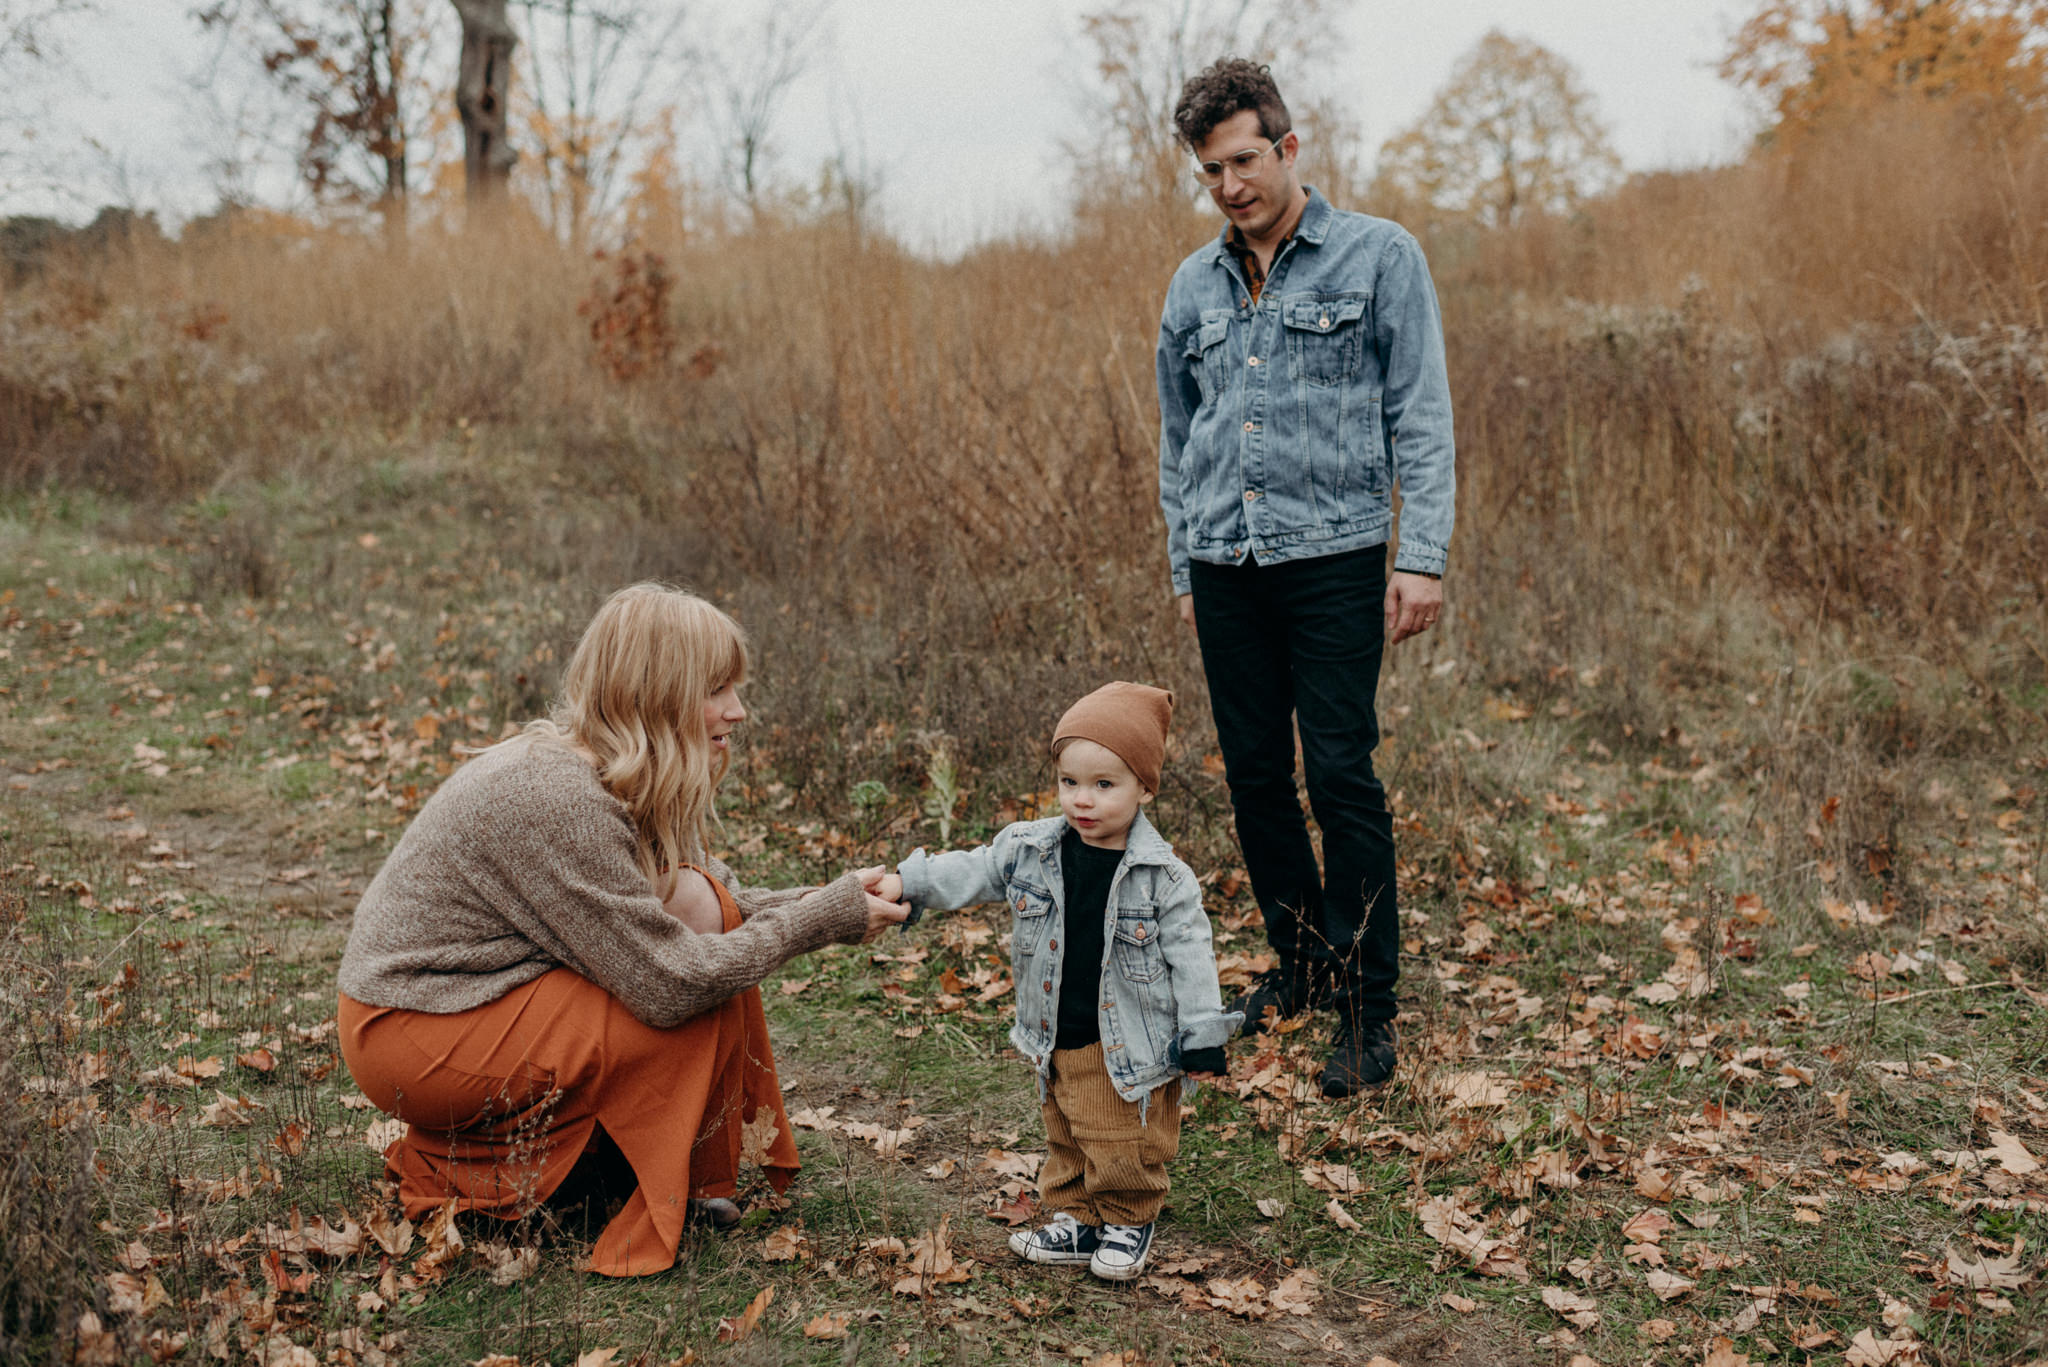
1038, 1042, 1182, 1227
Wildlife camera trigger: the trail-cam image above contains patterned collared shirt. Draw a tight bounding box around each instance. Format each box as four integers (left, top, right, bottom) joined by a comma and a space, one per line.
1223, 224, 1294, 303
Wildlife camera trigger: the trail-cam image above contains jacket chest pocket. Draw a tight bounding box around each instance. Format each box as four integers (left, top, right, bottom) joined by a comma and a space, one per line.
1112, 913, 1166, 984
1283, 295, 1368, 386
1186, 314, 1231, 403
1011, 888, 1054, 960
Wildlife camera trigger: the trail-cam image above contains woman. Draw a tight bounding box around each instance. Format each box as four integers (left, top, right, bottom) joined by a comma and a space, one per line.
336, 583, 906, 1276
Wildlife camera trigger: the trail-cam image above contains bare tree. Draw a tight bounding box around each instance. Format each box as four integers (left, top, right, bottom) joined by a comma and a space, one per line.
197, 0, 446, 230
0, 0, 95, 194
706, 0, 829, 217
1071, 0, 1356, 207
1373, 29, 1621, 228
453, 0, 518, 206
515, 0, 686, 245
0, 0, 88, 64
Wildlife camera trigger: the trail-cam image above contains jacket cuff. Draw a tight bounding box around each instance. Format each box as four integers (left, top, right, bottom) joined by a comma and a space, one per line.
897, 849, 933, 907
1179, 1045, 1229, 1076
1393, 541, 1448, 577
1170, 567, 1191, 597
1176, 1010, 1243, 1053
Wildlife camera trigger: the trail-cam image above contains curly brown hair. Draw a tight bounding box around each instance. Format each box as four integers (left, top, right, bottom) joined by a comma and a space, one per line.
1172, 57, 1292, 150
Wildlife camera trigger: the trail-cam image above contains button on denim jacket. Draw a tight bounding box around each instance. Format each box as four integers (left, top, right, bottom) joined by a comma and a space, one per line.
899, 813, 1242, 1113
1157, 188, 1457, 594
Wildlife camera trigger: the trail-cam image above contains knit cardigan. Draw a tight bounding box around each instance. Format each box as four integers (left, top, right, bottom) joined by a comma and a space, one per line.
337, 733, 870, 1028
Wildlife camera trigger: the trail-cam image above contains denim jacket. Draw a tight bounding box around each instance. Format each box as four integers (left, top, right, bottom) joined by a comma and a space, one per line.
898, 813, 1242, 1110
1157, 188, 1456, 593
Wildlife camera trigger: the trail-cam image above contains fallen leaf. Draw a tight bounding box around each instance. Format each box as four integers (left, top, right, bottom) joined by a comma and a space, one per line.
715, 1286, 773, 1343
1639, 1318, 1679, 1342
1844, 1327, 1921, 1366
1256, 1198, 1286, 1218
365, 1205, 413, 1257
1436, 1071, 1513, 1109
1646, 1270, 1696, 1301
477, 1242, 539, 1286
1299, 1162, 1362, 1194
1943, 1242, 2029, 1290
1442, 1291, 1477, 1312
1326, 1198, 1362, 1231
1980, 1130, 2040, 1176
803, 1313, 850, 1340
1702, 1337, 1750, 1367
981, 1149, 1043, 1181
259, 1213, 362, 1258
1270, 1269, 1320, 1315
893, 1215, 972, 1294
1541, 1284, 1600, 1330
1205, 1276, 1270, 1318
1620, 1208, 1674, 1245
573, 1349, 619, 1367
762, 1225, 811, 1262
739, 1112, 782, 1167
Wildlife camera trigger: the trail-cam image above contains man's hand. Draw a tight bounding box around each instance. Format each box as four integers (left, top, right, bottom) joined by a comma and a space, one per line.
1385, 571, 1444, 645
1177, 593, 1195, 629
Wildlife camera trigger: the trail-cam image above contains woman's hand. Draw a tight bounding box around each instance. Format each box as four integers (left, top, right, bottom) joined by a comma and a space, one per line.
858, 864, 904, 904
862, 890, 910, 942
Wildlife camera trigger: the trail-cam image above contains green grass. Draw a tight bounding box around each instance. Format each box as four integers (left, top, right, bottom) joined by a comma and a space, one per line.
3, 474, 2046, 1366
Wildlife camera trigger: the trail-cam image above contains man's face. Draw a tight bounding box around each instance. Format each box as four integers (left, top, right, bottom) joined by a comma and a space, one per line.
1194, 109, 1300, 242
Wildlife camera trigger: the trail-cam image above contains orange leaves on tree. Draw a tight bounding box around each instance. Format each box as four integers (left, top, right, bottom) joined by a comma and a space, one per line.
1721, 0, 2048, 143
577, 251, 677, 384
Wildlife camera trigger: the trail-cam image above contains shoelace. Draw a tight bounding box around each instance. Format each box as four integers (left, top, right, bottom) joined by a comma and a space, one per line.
1099, 1224, 1144, 1253
1042, 1215, 1082, 1247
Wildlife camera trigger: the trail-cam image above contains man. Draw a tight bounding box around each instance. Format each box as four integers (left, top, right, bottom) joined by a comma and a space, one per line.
1155, 58, 1454, 1097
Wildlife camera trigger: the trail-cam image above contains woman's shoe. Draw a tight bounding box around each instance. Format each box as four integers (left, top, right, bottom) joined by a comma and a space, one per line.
685, 1197, 743, 1230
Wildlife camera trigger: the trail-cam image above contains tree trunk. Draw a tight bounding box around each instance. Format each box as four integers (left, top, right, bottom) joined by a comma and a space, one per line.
451, 0, 517, 207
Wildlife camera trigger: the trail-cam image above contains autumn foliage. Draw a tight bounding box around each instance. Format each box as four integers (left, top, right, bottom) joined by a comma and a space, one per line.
1721, 0, 2048, 142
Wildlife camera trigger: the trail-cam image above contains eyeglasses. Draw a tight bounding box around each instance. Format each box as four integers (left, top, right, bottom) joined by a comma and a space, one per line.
1192, 136, 1288, 188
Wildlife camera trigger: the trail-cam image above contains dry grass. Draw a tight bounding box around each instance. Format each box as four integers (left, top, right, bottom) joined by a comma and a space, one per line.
5, 106, 2045, 678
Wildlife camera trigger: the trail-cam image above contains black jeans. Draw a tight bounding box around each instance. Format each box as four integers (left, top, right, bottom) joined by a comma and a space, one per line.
1189, 545, 1398, 1025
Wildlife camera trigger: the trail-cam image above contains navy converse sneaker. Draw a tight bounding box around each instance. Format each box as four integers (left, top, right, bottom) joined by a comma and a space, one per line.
1008, 1212, 1101, 1266
1088, 1221, 1154, 1281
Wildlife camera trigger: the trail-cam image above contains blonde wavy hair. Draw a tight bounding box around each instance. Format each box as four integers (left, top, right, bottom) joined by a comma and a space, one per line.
527, 583, 748, 889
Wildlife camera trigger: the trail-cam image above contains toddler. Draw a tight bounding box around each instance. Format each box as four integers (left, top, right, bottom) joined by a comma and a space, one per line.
879, 682, 1241, 1280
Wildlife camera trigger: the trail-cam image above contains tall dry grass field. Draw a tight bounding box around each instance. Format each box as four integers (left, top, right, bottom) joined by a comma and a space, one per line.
7, 107, 2044, 670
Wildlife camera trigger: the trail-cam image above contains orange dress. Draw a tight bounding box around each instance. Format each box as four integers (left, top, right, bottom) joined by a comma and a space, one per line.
336, 868, 800, 1276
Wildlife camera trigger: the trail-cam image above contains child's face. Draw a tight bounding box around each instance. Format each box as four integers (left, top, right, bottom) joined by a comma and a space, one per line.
1056, 739, 1152, 850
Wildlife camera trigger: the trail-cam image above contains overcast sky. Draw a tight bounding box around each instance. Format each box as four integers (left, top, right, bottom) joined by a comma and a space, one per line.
7, 1, 1760, 253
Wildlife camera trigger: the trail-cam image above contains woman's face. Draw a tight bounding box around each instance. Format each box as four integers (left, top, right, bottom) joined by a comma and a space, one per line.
702, 679, 746, 754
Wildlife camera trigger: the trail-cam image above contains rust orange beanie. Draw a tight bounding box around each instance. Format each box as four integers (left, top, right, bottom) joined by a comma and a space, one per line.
1051, 681, 1174, 795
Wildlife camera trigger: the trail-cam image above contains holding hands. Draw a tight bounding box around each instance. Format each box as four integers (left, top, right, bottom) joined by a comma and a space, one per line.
856, 865, 909, 942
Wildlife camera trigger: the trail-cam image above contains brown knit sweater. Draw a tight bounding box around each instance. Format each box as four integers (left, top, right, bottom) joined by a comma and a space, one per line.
337, 734, 871, 1028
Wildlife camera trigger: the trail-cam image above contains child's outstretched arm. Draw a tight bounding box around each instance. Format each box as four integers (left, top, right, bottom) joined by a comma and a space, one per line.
895, 824, 1027, 917
1155, 865, 1244, 1073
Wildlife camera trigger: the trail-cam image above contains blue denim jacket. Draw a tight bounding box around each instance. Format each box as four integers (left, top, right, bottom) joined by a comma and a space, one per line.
898, 813, 1242, 1109
1157, 188, 1456, 593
